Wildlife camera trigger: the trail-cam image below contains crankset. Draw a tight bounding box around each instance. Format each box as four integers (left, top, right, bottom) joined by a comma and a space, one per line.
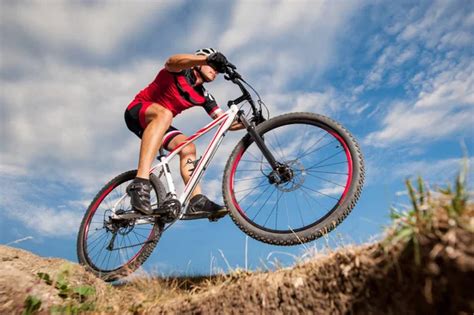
110, 198, 181, 221
155, 198, 181, 222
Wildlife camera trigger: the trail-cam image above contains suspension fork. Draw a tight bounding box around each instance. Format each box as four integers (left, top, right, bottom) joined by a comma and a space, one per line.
238, 113, 280, 170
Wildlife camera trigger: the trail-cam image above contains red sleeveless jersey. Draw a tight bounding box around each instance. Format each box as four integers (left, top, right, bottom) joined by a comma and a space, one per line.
128, 68, 220, 117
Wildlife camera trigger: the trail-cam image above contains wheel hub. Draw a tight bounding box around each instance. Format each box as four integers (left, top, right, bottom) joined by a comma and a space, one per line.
104, 209, 135, 234
269, 159, 306, 192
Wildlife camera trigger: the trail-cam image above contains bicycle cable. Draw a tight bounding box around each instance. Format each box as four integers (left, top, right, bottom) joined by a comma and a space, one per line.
240, 78, 270, 120
237, 77, 272, 177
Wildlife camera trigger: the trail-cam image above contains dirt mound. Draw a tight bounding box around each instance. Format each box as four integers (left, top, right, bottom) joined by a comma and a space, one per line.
154, 244, 380, 314
153, 235, 473, 315
1, 225, 472, 315
0, 246, 107, 314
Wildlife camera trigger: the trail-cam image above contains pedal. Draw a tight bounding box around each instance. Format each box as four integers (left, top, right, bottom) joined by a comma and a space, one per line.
207, 209, 229, 222
155, 198, 181, 219
112, 209, 141, 220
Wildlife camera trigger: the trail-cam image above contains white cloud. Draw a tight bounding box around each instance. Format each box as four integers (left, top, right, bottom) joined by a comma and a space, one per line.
0, 175, 83, 237
219, 0, 362, 90
392, 157, 474, 184
0, 58, 161, 182
364, 103, 472, 146
360, 1, 474, 147
0, 1, 182, 57
364, 58, 474, 147
262, 89, 341, 117
414, 63, 474, 109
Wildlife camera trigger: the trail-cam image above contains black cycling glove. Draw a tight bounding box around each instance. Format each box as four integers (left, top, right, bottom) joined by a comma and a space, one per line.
207, 52, 228, 73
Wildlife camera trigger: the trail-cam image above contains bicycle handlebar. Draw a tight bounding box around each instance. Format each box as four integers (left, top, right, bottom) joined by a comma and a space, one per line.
223, 62, 241, 81
222, 62, 266, 124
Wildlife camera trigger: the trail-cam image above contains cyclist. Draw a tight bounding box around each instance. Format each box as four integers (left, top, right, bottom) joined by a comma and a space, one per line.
124, 48, 243, 217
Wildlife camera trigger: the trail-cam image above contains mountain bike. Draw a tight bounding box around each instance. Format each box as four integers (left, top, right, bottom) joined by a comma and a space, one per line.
76, 63, 365, 281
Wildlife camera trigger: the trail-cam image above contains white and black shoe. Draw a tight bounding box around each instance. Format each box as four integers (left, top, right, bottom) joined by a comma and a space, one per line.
188, 194, 228, 219
126, 179, 153, 215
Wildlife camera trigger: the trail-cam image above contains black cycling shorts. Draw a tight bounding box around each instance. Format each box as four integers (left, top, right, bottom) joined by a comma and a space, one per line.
124, 102, 183, 151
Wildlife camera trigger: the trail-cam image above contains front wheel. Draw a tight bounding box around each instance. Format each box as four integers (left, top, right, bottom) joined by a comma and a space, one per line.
223, 112, 365, 245
77, 170, 166, 281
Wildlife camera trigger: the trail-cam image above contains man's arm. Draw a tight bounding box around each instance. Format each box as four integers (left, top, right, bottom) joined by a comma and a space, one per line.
202, 90, 245, 131
165, 54, 207, 73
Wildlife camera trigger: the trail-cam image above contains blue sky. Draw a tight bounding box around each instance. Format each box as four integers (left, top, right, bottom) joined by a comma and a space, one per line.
1, 0, 473, 276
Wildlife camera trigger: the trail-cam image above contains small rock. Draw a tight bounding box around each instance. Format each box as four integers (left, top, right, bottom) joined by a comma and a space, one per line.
293, 277, 304, 288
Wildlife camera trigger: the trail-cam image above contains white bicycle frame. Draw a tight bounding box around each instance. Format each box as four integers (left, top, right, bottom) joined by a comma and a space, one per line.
110, 104, 240, 222
149, 104, 240, 218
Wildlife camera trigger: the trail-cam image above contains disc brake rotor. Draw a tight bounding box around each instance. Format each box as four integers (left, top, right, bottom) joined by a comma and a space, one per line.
275, 159, 305, 192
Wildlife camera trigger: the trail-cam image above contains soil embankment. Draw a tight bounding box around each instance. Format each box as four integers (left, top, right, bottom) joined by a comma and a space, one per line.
1, 197, 473, 314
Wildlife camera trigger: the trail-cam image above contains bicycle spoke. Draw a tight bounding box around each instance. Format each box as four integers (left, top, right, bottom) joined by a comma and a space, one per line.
299, 185, 323, 209
132, 230, 145, 244
244, 148, 262, 162
299, 183, 339, 200
240, 182, 274, 212
275, 190, 280, 230
296, 125, 309, 158
303, 172, 346, 188
308, 161, 347, 169
251, 186, 277, 221
297, 133, 329, 159
103, 246, 112, 271
88, 233, 109, 258
234, 178, 270, 194
271, 131, 286, 161
306, 169, 348, 176
234, 168, 269, 172
125, 234, 134, 261
305, 149, 344, 170
263, 190, 284, 227
99, 234, 112, 268
297, 139, 337, 161
131, 230, 149, 239
294, 190, 305, 227
87, 231, 109, 247
234, 175, 266, 182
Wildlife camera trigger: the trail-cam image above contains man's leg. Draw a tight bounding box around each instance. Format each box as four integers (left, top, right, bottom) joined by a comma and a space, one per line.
167, 134, 202, 198
167, 135, 226, 215
128, 103, 173, 214
136, 104, 173, 179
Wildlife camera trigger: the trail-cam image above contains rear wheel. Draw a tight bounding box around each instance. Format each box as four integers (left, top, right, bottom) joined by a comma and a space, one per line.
77, 170, 166, 281
223, 112, 365, 245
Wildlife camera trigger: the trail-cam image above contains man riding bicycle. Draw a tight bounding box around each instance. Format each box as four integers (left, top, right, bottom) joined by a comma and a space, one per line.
124, 48, 243, 217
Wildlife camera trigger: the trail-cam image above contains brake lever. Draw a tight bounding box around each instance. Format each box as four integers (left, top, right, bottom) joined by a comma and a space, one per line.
224, 68, 241, 81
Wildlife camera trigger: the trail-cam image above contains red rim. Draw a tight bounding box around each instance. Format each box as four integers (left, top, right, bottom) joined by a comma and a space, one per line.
228, 124, 354, 233
328, 129, 353, 202
82, 181, 155, 272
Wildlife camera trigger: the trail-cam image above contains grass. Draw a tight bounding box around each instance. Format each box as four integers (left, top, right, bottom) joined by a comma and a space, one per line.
31, 264, 97, 314
385, 159, 472, 264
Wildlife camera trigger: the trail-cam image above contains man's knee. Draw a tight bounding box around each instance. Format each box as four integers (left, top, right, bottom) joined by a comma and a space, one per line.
180, 143, 196, 157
